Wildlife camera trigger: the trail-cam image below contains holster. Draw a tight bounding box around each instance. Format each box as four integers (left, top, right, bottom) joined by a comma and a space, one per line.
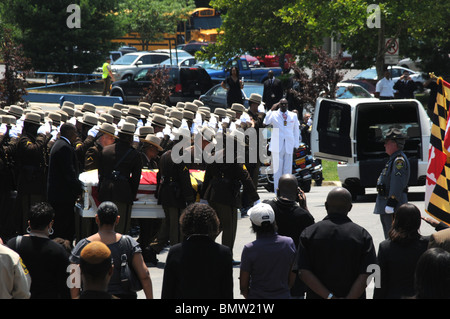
376, 183, 387, 196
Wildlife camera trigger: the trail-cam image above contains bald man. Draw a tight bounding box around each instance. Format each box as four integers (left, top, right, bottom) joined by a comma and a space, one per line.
297, 187, 377, 299
263, 98, 300, 191
264, 174, 314, 298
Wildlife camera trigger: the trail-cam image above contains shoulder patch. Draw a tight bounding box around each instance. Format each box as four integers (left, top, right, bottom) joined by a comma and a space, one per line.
19, 258, 29, 275
395, 157, 405, 170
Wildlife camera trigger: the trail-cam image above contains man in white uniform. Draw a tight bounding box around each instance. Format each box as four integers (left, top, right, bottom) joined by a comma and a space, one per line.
263, 98, 300, 191
375, 70, 395, 100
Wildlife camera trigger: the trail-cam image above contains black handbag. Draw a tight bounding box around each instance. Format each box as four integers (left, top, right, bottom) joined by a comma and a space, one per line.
119, 236, 143, 292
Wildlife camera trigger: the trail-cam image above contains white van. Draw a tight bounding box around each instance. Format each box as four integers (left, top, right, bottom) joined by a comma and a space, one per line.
310, 97, 431, 199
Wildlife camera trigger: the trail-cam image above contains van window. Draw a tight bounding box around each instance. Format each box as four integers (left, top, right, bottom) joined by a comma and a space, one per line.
327, 108, 342, 133
316, 100, 352, 158
356, 102, 421, 161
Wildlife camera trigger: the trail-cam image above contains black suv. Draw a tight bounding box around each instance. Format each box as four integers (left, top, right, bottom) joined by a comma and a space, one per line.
110, 66, 213, 105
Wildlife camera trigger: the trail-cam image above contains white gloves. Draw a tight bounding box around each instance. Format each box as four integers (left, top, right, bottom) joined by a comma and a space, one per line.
51, 129, 59, 141
0, 124, 7, 135
37, 123, 50, 135
385, 206, 395, 214
88, 126, 99, 138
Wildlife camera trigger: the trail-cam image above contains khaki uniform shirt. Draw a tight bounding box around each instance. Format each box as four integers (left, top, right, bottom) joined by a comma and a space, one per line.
0, 244, 31, 299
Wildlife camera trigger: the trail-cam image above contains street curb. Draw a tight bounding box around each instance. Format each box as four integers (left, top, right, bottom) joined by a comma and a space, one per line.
314, 181, 342, 187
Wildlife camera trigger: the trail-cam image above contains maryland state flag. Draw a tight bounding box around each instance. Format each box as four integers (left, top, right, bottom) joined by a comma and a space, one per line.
425, 77, 450, 224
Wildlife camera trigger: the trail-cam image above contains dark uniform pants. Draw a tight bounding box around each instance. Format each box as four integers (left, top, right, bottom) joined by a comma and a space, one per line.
150, 206, 181, 253
209, 201, 238, 253
114, 201, 132, 235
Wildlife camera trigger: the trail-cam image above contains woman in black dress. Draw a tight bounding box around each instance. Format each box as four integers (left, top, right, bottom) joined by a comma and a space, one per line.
221, 66, 244, 107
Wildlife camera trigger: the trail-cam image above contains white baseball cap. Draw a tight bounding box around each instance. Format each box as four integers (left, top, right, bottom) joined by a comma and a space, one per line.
249, 203, 275, 226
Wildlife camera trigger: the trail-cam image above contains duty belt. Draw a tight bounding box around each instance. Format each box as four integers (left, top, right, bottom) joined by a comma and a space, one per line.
160, 176, 177, 184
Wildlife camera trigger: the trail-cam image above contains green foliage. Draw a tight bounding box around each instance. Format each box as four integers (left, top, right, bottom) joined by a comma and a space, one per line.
290, 48, 345, 114
119, 0, 195, 51
140, 68, 174, 105
205, 0, 449, 77
1, 0, 124, 73
0, 28, 32, 107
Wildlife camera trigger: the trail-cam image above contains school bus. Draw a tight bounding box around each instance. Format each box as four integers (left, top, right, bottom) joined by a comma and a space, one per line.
111, 7, 222, 51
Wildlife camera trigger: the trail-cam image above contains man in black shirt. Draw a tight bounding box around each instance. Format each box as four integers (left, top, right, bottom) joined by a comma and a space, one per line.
264, 174, 315, 298
297, 187, 377, 299
393, 70, 417, 99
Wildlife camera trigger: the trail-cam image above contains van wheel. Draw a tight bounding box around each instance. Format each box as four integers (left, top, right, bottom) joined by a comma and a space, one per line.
343, 183, 364, 201
300, 180, 311, 193
343, 184, 358, 201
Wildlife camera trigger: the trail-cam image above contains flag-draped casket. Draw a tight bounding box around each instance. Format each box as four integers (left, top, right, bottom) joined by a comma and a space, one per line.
77, 169, 205, 218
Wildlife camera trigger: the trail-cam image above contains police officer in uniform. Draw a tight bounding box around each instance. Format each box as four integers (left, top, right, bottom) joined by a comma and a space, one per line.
15, 113, 51, 234
200, 130, 260, 263
148, 134, 196, 263
84, 123, 117, 171
97, 122, 142, 235
0, 115, 19, 240
374, 128, 410, 239
74, 113, 99, 172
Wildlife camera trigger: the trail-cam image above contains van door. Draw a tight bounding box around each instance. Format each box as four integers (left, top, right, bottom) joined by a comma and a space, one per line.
311, 98, 353, 162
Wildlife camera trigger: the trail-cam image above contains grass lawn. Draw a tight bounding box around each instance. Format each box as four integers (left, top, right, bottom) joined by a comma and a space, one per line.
322, 159, 339, 182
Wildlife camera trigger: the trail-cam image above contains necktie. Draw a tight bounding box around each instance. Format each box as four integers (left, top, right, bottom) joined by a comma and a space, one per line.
282, 112, 287, 126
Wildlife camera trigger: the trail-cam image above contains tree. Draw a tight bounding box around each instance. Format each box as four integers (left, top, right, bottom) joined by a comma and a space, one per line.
119, 0, 195, 51
290, 48, 345, 116
140, 68, 174, 105
0, 0, 124, 74
204, 0, 448, 78
200, 0, 304, 63
0, 28, 32, 107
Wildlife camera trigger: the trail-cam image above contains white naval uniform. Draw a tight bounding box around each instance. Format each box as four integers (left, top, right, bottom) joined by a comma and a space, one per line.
263, 109, 300, 191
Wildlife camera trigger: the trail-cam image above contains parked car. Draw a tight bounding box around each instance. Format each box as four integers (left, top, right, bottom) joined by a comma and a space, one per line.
354, 66, 425, 90
341, 79, 377, 95
151, 49, 193, 60
94, 46, 139, 73
397, 57, 422, 71
203, 58, 283, 84
257, 54, 296, 70
335, 82, 376, 99
160, 57, 197, 67
199, 82, 264, 111
241, 54, 261, 67
182, 42, 211, 55
110, 52, 170, 80
110, 66, 213, 105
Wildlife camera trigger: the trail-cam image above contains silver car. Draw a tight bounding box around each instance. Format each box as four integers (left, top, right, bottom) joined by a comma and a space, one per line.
110, 52, 170, 80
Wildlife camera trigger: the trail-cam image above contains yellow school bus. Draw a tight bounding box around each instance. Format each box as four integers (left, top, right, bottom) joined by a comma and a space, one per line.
111, 8, 223, 51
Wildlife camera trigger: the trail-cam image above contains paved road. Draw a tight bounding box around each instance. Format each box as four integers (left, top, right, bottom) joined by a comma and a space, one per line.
33, 103, 434, 299
139, 183, 434, 299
